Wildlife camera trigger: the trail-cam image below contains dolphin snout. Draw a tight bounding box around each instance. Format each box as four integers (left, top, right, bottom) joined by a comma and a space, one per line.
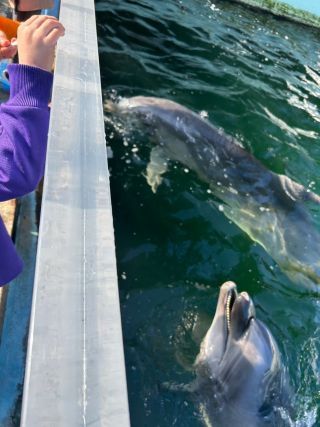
230, 292, 256, 340
104, 99, 118, 113
104, 98, 133, 114
220, 281, 237, 291
216, 281, 237, 320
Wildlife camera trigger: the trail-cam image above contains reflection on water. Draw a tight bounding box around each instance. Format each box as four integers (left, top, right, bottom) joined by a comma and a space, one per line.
96, 0, 320, 425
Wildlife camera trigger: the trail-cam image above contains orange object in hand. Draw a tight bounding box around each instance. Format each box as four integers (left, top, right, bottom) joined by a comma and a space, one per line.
0, 16, 20, 40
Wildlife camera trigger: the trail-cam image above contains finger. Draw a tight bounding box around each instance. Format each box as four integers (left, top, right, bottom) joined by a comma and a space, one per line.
0, 40, 10, 48
21, 14, 58, 30
0, 46, 17, 59
18, 16, 58, 39
44, 26, 65, 45
23, 14, 57, 26
37, 19, 64, 39
0, 30, 9, 47
6, 46, 17, 57
20, 14, 41, 27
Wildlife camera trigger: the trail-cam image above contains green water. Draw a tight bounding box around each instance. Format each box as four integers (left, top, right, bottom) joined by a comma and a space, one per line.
96, 1, 320, 425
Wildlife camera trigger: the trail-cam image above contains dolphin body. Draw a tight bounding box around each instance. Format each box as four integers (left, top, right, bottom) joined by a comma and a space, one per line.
194, 281, 291, 426
108, 96, 320, 290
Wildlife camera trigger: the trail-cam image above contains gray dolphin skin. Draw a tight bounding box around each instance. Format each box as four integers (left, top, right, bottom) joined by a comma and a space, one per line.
194, 281, 290, 427
108, 96, 320, 290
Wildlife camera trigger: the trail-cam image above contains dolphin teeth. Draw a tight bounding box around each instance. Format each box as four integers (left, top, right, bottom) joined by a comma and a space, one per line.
226, 293, 232, 332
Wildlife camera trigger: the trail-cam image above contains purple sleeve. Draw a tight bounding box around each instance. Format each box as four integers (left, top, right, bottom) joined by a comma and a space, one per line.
0, 217, 23, 285
0, 64, 53, 285
0, 64, 53, 202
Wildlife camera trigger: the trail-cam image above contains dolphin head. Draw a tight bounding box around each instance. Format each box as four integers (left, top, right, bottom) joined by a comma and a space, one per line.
107, 96, 190, 116
105, 96, 185, 130
106, 96, 216, 179
195, 281, 288, 426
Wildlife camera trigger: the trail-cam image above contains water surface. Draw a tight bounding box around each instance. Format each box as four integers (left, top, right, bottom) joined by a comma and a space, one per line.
96, 1, 320, 425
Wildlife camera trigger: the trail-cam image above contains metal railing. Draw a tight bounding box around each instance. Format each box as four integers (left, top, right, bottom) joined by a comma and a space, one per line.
20, 0, 130, 425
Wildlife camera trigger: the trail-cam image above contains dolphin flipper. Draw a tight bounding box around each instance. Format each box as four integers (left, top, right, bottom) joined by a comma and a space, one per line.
146, 146, 169, 193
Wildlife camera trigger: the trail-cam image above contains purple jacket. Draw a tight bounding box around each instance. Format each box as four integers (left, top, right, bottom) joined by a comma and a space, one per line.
0, 64, 53, 285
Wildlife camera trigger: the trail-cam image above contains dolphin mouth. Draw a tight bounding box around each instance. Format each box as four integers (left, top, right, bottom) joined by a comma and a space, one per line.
225, 287, 237, 332
221, 282, 256, 340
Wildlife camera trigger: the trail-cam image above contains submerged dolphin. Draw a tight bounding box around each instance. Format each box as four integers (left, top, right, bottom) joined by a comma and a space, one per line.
194, 281, 290, 426
107, 96, 320, 290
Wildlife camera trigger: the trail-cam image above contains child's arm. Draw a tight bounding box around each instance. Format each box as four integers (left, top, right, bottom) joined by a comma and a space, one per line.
0, 64, 53, 201
0, 15, 64, 201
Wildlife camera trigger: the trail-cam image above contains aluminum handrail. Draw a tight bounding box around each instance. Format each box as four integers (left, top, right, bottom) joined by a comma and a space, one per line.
20, 0, 130, 425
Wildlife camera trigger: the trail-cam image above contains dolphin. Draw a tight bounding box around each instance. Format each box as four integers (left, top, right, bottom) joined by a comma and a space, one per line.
194, 281, 291, 426
107, 96, 320, 290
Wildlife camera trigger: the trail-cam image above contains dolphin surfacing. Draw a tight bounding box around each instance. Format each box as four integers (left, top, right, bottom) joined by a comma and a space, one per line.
108, 96, 320, 289
194, 281, 291, 427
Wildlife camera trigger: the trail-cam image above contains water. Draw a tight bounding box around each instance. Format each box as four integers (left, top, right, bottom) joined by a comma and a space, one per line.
96, 1, 320, 425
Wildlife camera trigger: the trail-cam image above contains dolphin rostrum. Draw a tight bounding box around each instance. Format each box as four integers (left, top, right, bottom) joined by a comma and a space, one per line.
107, 96, 320, 290
194, 281, 291, 426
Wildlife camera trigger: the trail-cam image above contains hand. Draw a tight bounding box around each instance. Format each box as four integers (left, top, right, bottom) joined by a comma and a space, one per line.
0, 31, 17, 60
17, 15, 65, 72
